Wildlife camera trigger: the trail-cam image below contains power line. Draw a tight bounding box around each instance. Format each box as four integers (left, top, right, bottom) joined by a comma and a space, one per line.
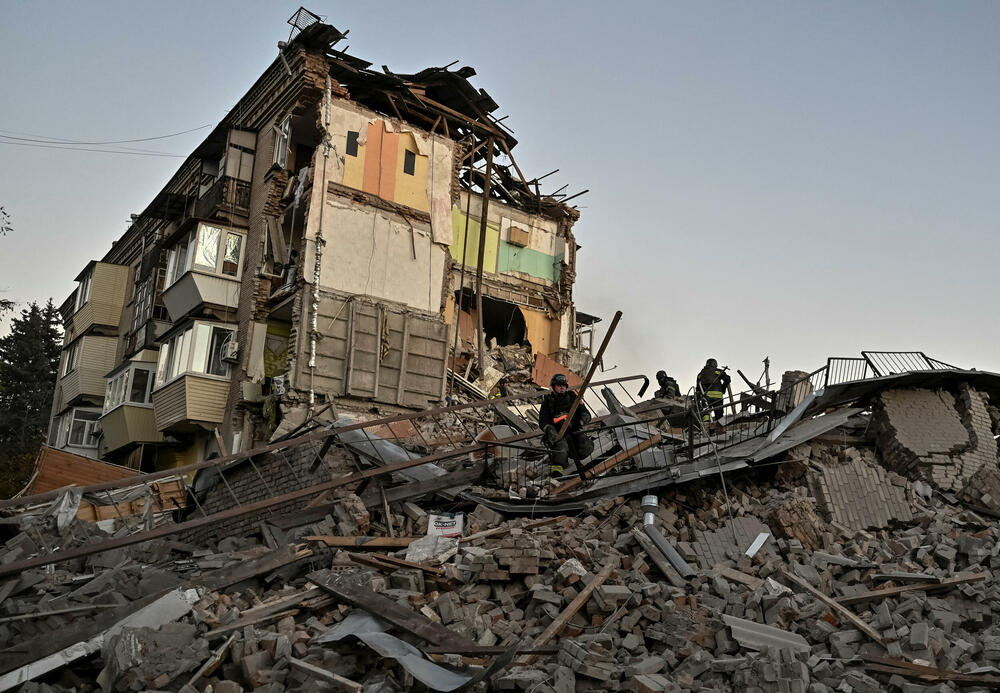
0, 123, 212, 146
0, 140, 184, 157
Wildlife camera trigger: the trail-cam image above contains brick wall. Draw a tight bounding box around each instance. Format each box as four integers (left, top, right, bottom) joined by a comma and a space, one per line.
874, 384, 998, 490
808, 446, 913, 531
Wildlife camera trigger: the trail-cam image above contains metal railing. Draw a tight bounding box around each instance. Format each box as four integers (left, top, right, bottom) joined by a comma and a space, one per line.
195, 176, 251, 219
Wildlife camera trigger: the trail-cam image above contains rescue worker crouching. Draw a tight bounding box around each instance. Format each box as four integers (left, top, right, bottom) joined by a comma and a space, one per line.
654, 370, 681, 399
697, 358, 731, 423
539, 373, 594, 479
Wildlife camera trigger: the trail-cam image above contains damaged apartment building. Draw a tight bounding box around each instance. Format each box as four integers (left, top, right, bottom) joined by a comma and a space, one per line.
46, 10, 592, 471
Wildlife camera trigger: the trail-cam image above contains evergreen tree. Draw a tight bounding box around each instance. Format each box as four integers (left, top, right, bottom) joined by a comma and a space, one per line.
0, 300, 62, 496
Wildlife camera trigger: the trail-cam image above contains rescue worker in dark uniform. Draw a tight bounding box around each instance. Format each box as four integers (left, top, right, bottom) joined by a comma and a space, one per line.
653, 370, 681, 399
697, 358, 731, 422
539, 373, 593, 478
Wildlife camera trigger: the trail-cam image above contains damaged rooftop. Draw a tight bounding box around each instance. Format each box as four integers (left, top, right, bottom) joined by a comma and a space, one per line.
3, 6, 1000, 693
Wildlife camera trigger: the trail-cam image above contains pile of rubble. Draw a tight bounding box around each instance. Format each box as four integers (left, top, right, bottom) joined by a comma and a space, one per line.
4, 440, 1000, 692
6, 363, 1000, 692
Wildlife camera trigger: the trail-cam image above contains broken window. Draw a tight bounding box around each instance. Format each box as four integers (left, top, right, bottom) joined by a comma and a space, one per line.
403, 149, 416, 175
346, 130, 359, 157
272, 115, 291, 169
165, 223, 245, 287
194, 224, 222, 271
75, 270, 92, 312
68, 410, 100, 448
155, 321, 237, 388
222, 233, 242, 277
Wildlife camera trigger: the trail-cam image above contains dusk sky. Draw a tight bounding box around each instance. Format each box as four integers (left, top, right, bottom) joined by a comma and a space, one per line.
1, 1, 997, 395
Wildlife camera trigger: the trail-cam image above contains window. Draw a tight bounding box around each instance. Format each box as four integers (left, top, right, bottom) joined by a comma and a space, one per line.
206, 326, 233, 376
62, 342, 80, 377
346, 130, 359, 157
194, 224, 221, 271
165, 223, 244, 287
68, 410, 100, 448
104, 364, 155, 412
131, 278, 151, 332
272, 115, 291, 168
47, 416, 62, 446
166, 233, 191, 285
75, 271, 92, 312
222, 233, 242, 277
155, 321, 237, 387
403, 149, 416, 176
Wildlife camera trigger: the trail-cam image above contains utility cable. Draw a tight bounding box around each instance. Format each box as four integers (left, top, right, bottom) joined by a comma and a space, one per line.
0, 123, 212, 145
0, 140, 184, 157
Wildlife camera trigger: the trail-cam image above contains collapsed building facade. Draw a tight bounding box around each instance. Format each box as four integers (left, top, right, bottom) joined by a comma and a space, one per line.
14, 10, 1000, 693
9, 340, 1000, 691
46, 10, 592, 471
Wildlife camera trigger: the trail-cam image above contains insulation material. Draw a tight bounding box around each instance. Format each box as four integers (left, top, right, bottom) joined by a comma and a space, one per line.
318, 204, 445, 313
246, 322, 268, 383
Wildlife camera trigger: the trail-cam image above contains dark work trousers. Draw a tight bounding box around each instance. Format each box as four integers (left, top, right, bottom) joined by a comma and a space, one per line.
548, 431, 595, 477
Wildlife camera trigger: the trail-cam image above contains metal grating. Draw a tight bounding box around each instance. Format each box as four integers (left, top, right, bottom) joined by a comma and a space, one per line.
287, 7, 323, 41
861, 351, 958, 377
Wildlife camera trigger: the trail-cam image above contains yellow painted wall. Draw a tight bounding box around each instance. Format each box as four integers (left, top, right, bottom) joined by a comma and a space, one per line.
450, 208, 499, 271
394, 131, 429, 212
521, 306, 560, 357
340, 122, 429, 211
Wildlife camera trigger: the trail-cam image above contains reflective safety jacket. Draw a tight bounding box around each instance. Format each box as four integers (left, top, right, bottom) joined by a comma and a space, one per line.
697, 366, 731, 399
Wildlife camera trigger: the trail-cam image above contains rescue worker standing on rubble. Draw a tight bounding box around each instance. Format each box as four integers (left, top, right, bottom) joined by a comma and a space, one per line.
539, 373, 594, 479
697, 358, 731, 423
654, 370, 681, 399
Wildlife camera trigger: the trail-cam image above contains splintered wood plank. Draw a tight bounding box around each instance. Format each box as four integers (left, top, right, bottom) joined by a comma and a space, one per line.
303, 536, 417, 549
518, 562, 615, 665
782, 570, 884, 646
836, 573, 985, 605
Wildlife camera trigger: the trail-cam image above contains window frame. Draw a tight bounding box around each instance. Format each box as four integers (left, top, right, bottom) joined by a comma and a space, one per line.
67, 408, 101, 448
62, 341, 80, 377
103, 362, 157, 413
346, 130, 359, 157
154, 321, 237, 389
403, 149, 416, 176
165, 223, 245, 288
75, 271, 92, 312
272, 115, 291, 169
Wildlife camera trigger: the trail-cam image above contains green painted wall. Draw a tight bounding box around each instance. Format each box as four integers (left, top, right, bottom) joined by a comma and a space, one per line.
498, 243, 562, 282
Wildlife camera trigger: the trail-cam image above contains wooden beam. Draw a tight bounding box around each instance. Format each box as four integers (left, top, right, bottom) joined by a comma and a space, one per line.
460, 516, 564, 545
836, 572, 985, 605
518, 563, 615, 665
782, 570, 884, 647
551, 434, 661, 496
304, 536, 417, 549
289, 658, 363, 692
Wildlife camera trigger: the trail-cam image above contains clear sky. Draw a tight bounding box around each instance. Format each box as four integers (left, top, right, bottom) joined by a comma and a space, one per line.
1, 1, 997, 395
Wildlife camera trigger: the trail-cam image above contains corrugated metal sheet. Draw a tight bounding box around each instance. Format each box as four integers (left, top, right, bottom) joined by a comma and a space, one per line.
722, 614, 810, 653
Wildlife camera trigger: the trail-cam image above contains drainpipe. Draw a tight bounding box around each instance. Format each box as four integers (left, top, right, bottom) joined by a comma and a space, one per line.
308, 77, 333, 417
641, 495, 696, 578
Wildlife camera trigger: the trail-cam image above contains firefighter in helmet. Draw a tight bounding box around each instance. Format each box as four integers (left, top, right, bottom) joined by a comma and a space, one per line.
539, 373, 594, 477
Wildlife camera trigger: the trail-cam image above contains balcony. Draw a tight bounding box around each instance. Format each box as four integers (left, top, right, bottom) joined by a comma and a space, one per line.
161, 270, 240, 322
59, 335, 118, 407
195, 176, 251, 221
101, 405, 164, 453
65, 262, 131, 342
152, 374, 230, 433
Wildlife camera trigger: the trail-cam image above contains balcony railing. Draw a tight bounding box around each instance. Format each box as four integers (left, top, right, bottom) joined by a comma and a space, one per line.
195, 176, 251, 219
